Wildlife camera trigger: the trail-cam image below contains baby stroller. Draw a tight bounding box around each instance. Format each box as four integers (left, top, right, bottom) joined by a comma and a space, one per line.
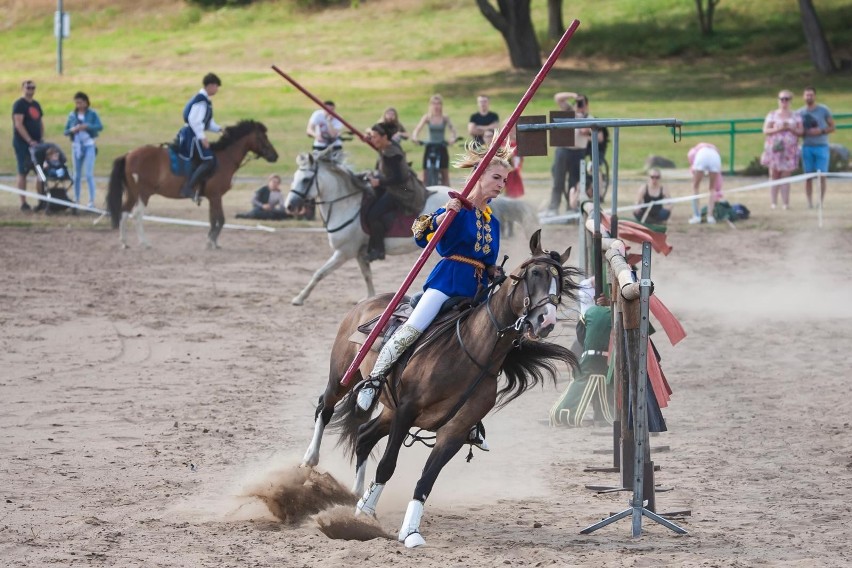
30, 142, 75, 214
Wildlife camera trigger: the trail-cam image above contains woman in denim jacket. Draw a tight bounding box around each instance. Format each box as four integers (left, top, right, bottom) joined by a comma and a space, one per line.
64, 92, 103, 208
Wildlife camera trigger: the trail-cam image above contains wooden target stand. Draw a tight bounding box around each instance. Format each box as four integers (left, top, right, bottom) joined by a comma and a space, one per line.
518, 117, 690, 535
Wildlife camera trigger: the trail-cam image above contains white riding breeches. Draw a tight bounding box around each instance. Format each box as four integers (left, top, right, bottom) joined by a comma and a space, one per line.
406, 288, 451, 332
693, 146, 722, 173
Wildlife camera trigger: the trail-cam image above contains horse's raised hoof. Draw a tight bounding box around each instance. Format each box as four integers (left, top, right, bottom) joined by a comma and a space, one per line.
301, 452, 319, 468
291, 296, 305, 306
404, 532, 426, 548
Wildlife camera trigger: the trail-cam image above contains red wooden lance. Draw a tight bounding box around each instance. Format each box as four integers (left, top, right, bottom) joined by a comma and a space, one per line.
271, 65, 378, 151
333, 21, 581, 387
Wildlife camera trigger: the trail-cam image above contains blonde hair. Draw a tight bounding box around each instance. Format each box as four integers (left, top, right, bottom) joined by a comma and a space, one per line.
427, 94, 444, 120
453, 129, 513, 171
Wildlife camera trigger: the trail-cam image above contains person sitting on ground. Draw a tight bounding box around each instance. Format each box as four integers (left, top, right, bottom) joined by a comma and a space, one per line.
364, 122, 425, 262
633, 168, 672, 225
356, 137, 515, 453
235, 174, 291, 220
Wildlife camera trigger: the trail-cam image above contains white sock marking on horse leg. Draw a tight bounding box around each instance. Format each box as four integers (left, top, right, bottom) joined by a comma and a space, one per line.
133, 202, 150, 248
301, 416, 324, 468
352, 462, 366, 496
355, 481, 384, 517
119, 212, 130, 248
399, 499, 426, 547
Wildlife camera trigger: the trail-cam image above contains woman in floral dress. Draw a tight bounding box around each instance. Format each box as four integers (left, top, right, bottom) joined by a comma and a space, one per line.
761, 90, 803, 209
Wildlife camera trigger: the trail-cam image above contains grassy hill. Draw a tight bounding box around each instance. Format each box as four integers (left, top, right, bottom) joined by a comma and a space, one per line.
1, 0, 850, 178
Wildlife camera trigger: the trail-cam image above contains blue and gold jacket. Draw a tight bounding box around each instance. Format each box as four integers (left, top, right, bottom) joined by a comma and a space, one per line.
413, 205, 500, 297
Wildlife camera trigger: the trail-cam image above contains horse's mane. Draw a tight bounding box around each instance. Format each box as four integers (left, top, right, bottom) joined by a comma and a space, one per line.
313, 147, 370, 192
210, 120, 266, 152
494, 261, 583, 408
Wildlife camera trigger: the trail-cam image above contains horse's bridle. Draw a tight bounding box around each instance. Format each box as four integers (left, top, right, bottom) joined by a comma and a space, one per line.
291, 159, 363, 233
486, 255, 565, 338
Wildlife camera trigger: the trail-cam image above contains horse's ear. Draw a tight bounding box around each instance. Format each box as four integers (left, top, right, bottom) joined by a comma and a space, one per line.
529, 229, 543, 256
559, 246, 572, 265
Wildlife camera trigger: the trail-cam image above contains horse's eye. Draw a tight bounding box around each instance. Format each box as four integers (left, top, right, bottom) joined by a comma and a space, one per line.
531, 269, 541, 277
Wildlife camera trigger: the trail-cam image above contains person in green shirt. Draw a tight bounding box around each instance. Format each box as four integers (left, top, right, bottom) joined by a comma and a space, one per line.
550, 294, 614, 427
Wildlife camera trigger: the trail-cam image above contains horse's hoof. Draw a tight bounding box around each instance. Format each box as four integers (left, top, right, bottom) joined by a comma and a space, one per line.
404, 533, 426, 548
291, 297, 304, 306
301, 453, 319, 468
120, 243, 129, 250
141, 242, 152, 250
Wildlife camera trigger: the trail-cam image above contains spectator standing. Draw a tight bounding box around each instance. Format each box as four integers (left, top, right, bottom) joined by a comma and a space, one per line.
411, 94, 459, 186
760, 90, 802, 210
548, 92, 599, 215
11, 79, 44, 211
380, 107, 408, 143
307, 101, 344, 151
633, 168, 672, 224
467, 95, 499, 145
64, 91, 104, 208
687, 142, 723, 224
504, 125, 524, 198
797, 86, 835, 208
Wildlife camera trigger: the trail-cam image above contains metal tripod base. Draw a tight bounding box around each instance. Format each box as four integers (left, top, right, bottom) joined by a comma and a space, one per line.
580, 504, 687, 536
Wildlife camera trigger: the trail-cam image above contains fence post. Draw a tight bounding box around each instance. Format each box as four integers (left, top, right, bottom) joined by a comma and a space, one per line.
729, 120, 736, 174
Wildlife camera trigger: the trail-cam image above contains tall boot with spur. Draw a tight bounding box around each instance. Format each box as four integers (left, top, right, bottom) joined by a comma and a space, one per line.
356, 323, 421, 411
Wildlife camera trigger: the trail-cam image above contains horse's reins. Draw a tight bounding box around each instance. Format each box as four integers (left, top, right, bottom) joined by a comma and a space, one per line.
292, 160, 363, 233
402, 256, 566, 456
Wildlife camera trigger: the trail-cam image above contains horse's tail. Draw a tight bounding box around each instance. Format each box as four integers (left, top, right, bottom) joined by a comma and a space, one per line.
497, 340, 579, 409
328, 389, 374, 462
107, 155, 128, 229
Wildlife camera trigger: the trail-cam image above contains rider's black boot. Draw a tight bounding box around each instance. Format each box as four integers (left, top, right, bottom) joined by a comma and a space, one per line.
180, 159, 214, 200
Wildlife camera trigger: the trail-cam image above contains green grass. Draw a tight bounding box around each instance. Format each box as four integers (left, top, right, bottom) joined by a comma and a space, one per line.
0, 0, 850, 180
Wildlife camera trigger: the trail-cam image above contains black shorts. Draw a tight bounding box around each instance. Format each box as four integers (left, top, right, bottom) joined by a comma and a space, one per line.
13, 138, 34, 175
422, 143, 449, 170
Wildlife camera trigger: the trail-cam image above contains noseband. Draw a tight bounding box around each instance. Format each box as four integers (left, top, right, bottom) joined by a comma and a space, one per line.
486, 255, 565, 337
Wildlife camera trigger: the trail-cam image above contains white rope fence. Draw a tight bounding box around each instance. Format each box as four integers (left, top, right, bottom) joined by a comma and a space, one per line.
0, 182, 328, 233
540, 171, 852, 225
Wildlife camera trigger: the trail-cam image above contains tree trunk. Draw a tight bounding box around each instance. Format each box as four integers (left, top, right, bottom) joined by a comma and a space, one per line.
798, 0, 836, 74
547, 0, 564, 42
476, 0, 542, 70
694, 0, 720, 36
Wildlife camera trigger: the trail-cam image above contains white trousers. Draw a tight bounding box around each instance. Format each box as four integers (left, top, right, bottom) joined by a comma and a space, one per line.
407, 288, 451, 332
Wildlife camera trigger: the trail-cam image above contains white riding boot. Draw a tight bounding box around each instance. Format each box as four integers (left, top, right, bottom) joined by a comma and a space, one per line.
398, 499, 426, 548
355, 481, 385, 517
356, 323, 422, 411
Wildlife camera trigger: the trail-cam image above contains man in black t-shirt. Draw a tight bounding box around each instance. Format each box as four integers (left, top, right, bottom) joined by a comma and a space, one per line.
467, 95, 499, 145
11, 79, 44, 211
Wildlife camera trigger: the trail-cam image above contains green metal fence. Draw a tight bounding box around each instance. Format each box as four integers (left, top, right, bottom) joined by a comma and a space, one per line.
677, 113, 851, 174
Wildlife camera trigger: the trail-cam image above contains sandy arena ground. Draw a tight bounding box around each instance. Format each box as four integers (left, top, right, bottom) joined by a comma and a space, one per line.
1, 174, 852, 567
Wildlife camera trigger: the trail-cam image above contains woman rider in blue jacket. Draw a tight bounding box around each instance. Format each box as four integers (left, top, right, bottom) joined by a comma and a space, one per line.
356, 137, 514, 449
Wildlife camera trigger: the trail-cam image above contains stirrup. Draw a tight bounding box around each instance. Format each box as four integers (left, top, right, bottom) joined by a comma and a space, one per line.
468, 424, 489, 451
355, 376, 384, 412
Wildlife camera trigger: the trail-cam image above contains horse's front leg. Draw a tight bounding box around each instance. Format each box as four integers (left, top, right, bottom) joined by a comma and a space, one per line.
207, 194, 225, 250
301, 393, 334, 468
292, 249, 350, 306
399, 425, 469, 548
355, 252, 376, 299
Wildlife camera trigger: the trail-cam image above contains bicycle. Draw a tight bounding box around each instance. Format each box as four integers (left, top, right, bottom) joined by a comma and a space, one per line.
415, 139, 461, 187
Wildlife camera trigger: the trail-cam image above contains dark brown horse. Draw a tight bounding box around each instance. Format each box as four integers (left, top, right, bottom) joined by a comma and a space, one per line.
300, 230, 580, 548
106, 120, 278, 249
